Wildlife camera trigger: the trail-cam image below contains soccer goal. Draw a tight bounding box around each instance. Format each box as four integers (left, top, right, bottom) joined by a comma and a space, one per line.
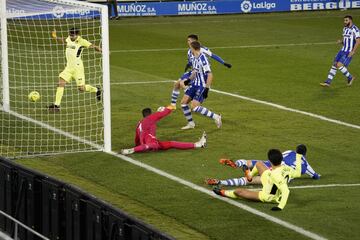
0, 0, 111, 158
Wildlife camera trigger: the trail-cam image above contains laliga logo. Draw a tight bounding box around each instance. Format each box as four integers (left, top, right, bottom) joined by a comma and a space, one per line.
241, 0, 252, 13
52, 6, 65, 18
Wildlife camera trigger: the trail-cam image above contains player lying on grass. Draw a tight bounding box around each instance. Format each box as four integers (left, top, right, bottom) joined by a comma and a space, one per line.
170, 34, 231, 113
321, 15, 359, 87
120, 106, 207, 155
213, 149, 302, 211
206, 144, 320, 186
48, 27, 102, 112
179, 41, 222, 130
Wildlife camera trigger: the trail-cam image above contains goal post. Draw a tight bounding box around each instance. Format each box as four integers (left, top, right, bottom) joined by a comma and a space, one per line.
0, 0, 111, 158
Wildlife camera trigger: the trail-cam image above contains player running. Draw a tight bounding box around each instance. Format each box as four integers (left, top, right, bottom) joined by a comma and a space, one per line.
321, 15, 360, 87
120, 106, 207, 155
48, 27, 102, 112
179, 41, 222, 130
206, 144, 320, 186
170, 34, 231, 111
213, 149, 302, 211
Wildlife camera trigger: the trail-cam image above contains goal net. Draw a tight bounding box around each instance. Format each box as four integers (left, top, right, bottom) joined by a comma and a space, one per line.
0, 0, 111, 158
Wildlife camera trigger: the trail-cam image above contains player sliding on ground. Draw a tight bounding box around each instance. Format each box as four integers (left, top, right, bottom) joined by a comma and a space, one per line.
120, 106, 207, 155
321, 15, 359, 87
48, 27, 102, 112
179, 41, 222, 130
213, 149, 302, 211
170, 34, 231, 120
206, 144, 320, 187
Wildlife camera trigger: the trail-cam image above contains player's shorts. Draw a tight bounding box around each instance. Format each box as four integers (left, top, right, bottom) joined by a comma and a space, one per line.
59, 64, 85, 86
142, 134, 160, 151
258, 191, 278, 203
258, 170, 279, 203
334, 50, 352, 67
251, 160, 272, 168
185, 85, 205, 103
179, 71, 192, 80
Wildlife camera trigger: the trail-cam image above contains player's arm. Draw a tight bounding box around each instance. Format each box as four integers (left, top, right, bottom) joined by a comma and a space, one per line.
51, 29, 65, 44
149, 107, 173, 122
80, 38, 102, 52
349, 39, 360, 57
89, 44, 102, 53
202, 48, 231, 68
273, 180, 290, 210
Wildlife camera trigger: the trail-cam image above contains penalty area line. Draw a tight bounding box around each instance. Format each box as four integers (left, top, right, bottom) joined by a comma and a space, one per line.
108, 151, 327, 240
113, 79, 360, 130
111, 41, 335, 53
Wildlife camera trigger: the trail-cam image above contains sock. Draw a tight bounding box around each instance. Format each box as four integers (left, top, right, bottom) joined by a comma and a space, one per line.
339, 66, 353, 80
192, 106, 218, 119
158, 141, 195, 150
223, 190, 238, 199
54, 87, 64, 106
326, 66, 337, 83
85, 84, 98, 93
181, 104, 194, 123
250, 165, 259, 177
235, 159, 247, 168
220, 177, 247, 186
171, 90, 180, 106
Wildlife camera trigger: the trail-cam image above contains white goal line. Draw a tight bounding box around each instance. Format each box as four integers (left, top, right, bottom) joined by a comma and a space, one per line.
110, 41, 336, 53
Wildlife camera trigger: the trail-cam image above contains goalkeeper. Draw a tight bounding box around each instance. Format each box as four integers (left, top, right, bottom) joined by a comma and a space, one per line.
121, 106, 207, 155
48, 27, 102, 112
213, 149, 302, 211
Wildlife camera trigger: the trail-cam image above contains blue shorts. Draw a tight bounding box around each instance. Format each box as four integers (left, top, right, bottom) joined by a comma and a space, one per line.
180, 71, 192, 80
185, 85, 205, 103
334, 50, 352, 67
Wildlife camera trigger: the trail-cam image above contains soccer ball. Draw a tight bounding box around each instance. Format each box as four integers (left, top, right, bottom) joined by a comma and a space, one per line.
28, 91, 40, 102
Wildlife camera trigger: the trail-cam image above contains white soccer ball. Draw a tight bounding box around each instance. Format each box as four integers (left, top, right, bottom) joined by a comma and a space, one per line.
28, 91, 40, 102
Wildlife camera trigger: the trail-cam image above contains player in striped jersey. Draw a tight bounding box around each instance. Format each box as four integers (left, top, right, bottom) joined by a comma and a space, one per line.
213, 149, 302, 210
180, 41, 222, 129
206, 144, 320, 186
170, 34, 231, 114
321, 15, 360, 87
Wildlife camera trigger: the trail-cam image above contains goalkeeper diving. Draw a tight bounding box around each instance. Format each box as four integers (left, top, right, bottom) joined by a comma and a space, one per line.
48, 27, 102, 112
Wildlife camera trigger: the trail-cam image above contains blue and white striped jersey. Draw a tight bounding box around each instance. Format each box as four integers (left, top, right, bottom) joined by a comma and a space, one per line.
187, 46, 213, 66
191, 53, 211, 87
342, 24, 360, 52
282, 150, 308, 175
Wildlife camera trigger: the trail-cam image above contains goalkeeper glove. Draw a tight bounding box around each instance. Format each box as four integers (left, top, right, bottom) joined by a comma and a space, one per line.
51, 30, 57, 39
203, 87, 209, 99
271, 206, 282, 211
183, 78, 191, 86
224, 62, 232, 68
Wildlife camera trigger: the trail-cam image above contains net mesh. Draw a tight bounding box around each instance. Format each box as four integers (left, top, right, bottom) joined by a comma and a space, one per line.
1, 0, 106, 158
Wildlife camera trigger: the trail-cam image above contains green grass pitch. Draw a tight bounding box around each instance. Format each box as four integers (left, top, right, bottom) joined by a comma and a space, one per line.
15, 10, 360, 239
